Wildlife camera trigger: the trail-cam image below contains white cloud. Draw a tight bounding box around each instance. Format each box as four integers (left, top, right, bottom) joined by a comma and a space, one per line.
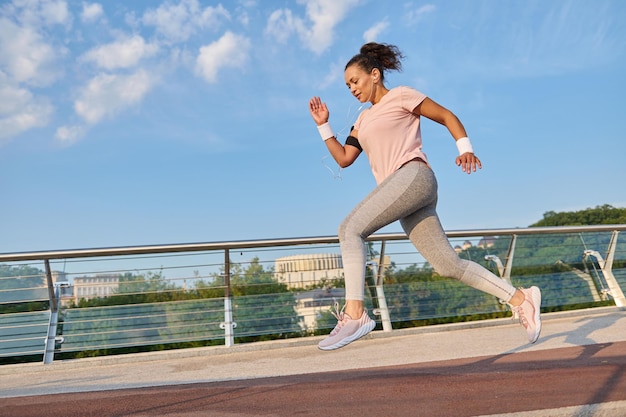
55, 124, 86, 145
0, 1, 70, 143
405, 4, 436, 23
81, 35, 159, 70
5, 0, 71, 28
235, 7, 250, 27
0, 78, 53, 144
0, 16, 62, 86
74, 70, 154, 124
195, 31, 250, 83
302, 0, 363, 53
81, 2, 104, 23
265, 0, 364, 55
142, 0, 230, 43
38, 0, 71, 27
265, 9, 302, 44
318, 58, 344, 89
449, 2, 624, 79
363, 18, 389, 42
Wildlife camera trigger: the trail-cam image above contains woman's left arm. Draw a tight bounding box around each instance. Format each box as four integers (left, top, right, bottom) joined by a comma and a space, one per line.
413, 98, 482, 174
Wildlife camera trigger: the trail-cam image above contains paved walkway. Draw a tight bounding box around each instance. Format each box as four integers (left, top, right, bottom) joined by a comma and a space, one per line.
0, 307, 625, 416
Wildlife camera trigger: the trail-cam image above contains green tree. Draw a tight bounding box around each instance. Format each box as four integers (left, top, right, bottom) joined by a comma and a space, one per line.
0, 264, 48, 313
198, 257, 302, 341
531, 205, 626, 227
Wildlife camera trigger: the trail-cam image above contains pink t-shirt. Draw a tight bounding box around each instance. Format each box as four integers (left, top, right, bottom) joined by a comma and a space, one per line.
353, 86, 428, 184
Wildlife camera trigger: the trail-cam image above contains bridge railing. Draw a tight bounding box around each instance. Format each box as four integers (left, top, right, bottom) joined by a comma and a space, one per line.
1, 225, 624, 364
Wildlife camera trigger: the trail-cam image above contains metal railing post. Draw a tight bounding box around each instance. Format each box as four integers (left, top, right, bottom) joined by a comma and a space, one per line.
502, 235, 517, 286
220, 249, 237, 346
584, 231, 626, 308
485, 234, 517, 308
372, 241, 392, 332
43, 260, 59, 364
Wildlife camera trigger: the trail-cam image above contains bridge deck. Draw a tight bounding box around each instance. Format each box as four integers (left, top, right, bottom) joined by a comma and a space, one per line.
1, 307, 625, 417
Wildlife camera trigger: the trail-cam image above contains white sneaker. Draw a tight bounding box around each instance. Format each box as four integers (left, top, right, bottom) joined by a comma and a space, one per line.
511, 286, 542, 343
318, 303, 376, 351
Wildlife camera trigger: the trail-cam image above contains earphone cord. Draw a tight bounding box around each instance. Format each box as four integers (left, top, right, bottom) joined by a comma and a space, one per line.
322, 79, 375, 180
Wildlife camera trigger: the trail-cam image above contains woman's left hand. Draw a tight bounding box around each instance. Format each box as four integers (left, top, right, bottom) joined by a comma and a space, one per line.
456, 153, 482, 174
309, 96, 330, 125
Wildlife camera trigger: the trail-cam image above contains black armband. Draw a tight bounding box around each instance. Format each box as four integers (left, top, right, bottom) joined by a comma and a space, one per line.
345, 135, 362, 152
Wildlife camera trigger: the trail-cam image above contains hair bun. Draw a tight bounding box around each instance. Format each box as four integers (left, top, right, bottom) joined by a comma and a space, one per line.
345, 42, 404, 80
360, 42, 378, 55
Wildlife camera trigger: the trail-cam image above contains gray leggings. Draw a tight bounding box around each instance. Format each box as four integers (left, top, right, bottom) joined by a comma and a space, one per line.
338, 160, 516, 302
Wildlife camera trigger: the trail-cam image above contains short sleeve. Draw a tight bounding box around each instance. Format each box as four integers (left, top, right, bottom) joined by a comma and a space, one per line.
400, 86, 427, 113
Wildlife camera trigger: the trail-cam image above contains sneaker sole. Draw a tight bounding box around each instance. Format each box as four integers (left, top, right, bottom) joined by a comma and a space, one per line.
318, 320, 376, 351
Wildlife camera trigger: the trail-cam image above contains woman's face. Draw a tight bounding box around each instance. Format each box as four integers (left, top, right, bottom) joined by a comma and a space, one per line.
344, 64, 375, 103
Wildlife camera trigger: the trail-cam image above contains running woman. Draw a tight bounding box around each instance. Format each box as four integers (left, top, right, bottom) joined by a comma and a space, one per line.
309, 42, 541, 351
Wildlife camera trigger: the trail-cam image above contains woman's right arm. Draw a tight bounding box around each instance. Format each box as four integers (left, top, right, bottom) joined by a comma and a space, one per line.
309, 96, 361, 168
324, 133, 361, 168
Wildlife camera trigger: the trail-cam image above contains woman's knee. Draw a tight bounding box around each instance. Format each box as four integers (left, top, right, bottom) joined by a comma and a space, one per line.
338, 219, 348, 241
338, 212, 364, 241
431, 257, 468, 280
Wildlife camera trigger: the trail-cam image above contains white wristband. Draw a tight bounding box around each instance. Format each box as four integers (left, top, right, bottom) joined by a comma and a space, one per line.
455, 136, 473, 155
317, 122, 334, 141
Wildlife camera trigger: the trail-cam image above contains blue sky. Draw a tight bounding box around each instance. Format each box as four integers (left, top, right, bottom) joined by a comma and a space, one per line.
1, 0, 625, 254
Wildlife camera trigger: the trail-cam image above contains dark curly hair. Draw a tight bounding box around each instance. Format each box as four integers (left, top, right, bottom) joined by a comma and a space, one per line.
345, 42, 404, 82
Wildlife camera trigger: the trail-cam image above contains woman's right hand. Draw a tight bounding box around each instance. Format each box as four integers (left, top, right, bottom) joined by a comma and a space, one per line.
309, 96, 330, 125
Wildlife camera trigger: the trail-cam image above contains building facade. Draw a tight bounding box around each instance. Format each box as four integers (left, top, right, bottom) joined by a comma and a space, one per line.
274, 253, 344, 289
72, 274, 120, 302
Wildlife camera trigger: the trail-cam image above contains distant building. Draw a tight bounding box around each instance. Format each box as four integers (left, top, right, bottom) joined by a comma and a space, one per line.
275, 253, 344, 289
455, 237, 496, 253
295, 288, 345, 332
51, 270, 74, 306
477, 237, 496, 248
73, 274, 120, 302
51, 270, 68, 285
277, 253, 390, 331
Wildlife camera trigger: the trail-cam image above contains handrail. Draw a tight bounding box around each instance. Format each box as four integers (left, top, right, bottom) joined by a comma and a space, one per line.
1, 225, 625, 262
1, 224, 625, 363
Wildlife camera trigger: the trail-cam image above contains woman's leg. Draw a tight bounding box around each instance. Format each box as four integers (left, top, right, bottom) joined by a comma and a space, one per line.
399, 200, 517, 302
339, 162, 437, 318
318, 162, 434, 350
398, 172, 541, 343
